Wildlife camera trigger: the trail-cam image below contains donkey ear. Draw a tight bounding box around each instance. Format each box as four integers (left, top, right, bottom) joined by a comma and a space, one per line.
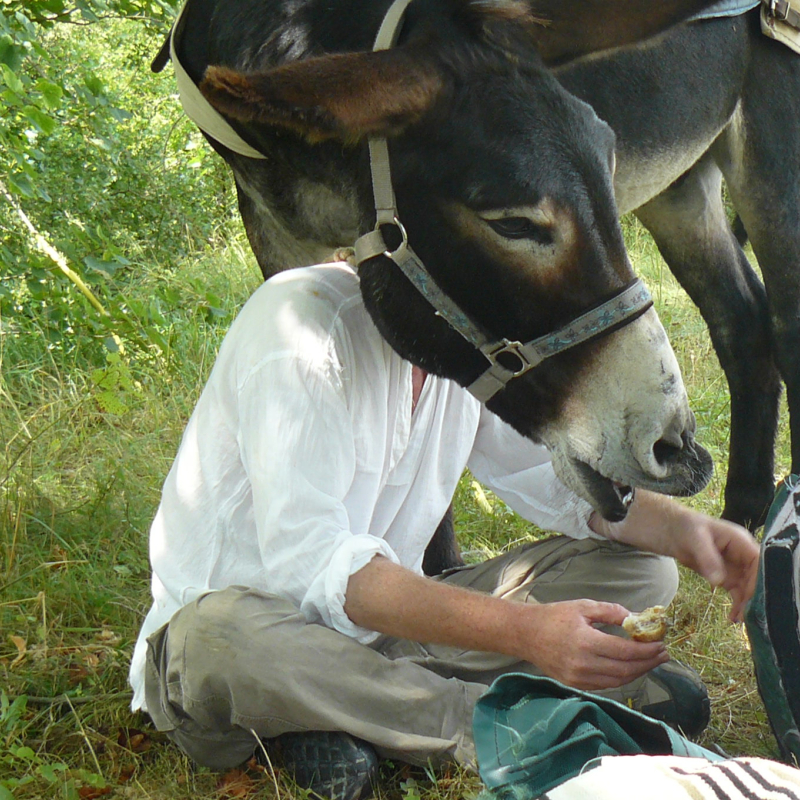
529, 0, 725, 63
199, 47, 443, 143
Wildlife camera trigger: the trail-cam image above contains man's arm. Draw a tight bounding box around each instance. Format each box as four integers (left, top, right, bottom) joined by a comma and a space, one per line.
346, 491, 759, 691
589, 490, 759, 622
344, 555, 669, 691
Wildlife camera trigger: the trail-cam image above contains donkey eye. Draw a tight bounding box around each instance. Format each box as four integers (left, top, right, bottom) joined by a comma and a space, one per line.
486, 216, 554, 245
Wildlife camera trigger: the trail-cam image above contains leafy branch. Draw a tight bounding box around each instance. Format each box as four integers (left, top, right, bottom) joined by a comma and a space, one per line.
0, 179, 110, 318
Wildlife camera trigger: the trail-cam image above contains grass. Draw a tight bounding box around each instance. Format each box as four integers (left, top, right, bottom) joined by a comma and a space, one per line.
0, 197, 792, 795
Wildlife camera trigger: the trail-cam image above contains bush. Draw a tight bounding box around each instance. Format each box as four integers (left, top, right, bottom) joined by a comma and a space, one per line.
1, 0, 242, 368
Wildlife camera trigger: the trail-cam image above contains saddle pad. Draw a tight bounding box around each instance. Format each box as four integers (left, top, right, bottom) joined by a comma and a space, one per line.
761, 0, 800, 55
540, 755, 800, 800
689, 0, 759, 20
745, 475, 800, 763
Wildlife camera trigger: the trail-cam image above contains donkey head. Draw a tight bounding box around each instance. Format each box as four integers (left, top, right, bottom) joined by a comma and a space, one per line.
199, 0, 716, 520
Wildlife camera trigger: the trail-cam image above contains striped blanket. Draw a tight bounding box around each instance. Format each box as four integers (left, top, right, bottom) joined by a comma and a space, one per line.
541, 756, 800, 800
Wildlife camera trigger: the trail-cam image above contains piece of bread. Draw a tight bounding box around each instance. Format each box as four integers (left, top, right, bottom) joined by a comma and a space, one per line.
622, 605, 669, 642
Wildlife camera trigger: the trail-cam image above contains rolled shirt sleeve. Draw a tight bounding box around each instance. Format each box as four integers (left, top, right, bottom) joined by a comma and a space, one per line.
467, 405, 599, 539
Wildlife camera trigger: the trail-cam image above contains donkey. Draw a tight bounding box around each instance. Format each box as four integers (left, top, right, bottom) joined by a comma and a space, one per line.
155, 0, 722, 573
551, 6, 796, 532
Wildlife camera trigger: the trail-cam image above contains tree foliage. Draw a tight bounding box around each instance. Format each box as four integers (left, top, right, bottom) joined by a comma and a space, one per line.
1, 0, 178, 201
0, 0, 240, 367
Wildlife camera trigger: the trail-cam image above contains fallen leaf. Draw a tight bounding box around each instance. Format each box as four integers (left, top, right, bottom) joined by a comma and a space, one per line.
9, 635, 26, 668
129, 733, 150, 753
117, 728, 152, 754
82, 652, 100, 669
95, 628, 121, 646
246, 755, 266, 773
216, 768, 257, 798
68, 664, 90, 685
77, 786, 112, 799
117, 764, 136, 783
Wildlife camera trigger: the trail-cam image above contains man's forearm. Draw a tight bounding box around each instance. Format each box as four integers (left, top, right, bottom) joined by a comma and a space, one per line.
589, 490, 687, 555
344, 555, 528, 658
343, 554, 670, 690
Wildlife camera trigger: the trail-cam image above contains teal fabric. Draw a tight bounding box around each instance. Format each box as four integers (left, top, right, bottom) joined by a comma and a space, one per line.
688, 0, 759, 21
473, 674, 721, 799
744, 475, 800, 763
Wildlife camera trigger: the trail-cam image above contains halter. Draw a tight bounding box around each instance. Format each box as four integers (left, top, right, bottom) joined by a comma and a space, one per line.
353, 0, 653, 403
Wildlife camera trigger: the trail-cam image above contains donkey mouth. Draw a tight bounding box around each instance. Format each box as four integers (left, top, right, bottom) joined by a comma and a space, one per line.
573, 460, 636, 522
572, 437, 714, 521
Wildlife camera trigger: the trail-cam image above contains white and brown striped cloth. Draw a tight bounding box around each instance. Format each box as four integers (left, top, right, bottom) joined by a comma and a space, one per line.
540, 756, 800, 799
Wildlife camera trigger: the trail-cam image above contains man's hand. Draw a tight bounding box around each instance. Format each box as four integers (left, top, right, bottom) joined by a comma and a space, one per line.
518, 599, 669, 690
591, 490, 759, 621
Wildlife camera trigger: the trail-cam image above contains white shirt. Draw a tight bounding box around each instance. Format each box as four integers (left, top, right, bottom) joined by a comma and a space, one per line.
129, 263, 596, 711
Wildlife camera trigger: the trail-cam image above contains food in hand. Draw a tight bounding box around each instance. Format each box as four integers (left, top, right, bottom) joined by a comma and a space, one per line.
622, 605, 669, 642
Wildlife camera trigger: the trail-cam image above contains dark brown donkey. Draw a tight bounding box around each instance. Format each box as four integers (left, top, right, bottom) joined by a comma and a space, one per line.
155, 0, 722, 573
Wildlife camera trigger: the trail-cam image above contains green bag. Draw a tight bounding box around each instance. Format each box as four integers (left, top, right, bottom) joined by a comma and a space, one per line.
473, 674, 721, 799
744, 474, 800, 763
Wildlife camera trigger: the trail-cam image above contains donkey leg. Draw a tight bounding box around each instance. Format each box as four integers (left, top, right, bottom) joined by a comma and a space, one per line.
635, 155, 779, 530
422, 505, 464, 577
716, 50, 800, 492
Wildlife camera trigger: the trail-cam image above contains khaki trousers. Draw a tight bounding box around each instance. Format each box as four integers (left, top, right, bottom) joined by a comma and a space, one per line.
143, 536, 678, 771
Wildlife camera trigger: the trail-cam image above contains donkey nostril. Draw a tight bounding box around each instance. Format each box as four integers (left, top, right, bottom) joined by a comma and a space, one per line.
652, 433, 685, 466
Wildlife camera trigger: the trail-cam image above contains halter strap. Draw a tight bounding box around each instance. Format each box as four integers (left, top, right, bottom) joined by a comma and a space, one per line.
466, 280, 653, 402
169, 0, 268, 160
354, 0, 653, 403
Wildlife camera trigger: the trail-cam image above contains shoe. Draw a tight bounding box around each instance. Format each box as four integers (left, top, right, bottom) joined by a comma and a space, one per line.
272, 730, 379, 800
635, 660, 711, 739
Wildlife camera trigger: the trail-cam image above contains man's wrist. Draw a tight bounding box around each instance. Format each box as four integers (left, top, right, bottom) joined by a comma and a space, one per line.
588, 509, 616, 540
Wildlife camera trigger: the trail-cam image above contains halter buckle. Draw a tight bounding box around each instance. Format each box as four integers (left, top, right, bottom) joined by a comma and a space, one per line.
770, 0, 790, 20
483, 339, 532, 377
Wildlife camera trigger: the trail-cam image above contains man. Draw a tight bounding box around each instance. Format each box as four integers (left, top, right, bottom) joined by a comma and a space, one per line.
129, 258, 759, 800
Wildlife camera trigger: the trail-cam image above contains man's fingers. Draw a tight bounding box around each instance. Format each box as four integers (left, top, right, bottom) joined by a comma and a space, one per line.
581, 600, 632, 627
690, 531, 727, 586
579, 600, 670, 661
728, 589, 751, 623
715, 528, 759, 618
567, 644, 669, 690
587, 625, 667, 661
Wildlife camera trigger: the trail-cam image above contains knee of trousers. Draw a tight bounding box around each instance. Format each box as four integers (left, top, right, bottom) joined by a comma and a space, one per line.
149, 586, 312, 738
515, 538, 680, 610
549, 539, 680, 611
619, 549, 680, 610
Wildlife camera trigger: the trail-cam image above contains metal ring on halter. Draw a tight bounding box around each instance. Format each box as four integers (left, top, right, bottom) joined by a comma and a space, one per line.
381, 216, 409, 260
